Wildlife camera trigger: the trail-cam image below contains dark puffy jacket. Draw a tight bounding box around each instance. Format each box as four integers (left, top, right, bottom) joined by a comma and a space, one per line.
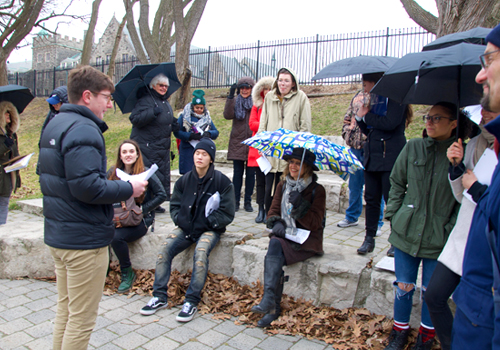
170, 163, 235, 240
357, 99, 408, 172
130, 90, 176, 198
39, 104, 133, 249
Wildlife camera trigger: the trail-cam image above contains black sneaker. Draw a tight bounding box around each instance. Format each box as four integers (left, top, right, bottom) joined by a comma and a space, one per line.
140, 297, 167, 316
176, 302, 197, 322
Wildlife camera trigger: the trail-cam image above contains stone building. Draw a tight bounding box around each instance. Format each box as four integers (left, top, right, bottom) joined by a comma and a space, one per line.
32, 29, 83, 70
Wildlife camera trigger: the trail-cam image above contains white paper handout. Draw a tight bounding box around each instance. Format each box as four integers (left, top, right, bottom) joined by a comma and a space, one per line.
205, 191, 220, 217
463, 148, 498, 202
3, 152, 35, 173
257, 155, 272, 175
285, 228, 310, 244
375, 256, 395, 272
189, 139, 200, 148
116, 163, 158, 182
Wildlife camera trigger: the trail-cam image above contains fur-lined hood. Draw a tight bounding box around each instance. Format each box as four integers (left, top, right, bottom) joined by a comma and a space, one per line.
251, 76, 275, 108
0, 101, 19, 134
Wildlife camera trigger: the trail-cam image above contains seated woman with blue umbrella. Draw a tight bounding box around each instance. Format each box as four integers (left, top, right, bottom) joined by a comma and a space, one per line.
251, 147, 326, 327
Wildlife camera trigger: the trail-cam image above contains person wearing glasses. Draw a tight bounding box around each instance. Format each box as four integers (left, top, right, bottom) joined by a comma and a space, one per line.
382, 102, 469, 349
130, 73, 180, 212
38, 65, 148, 350
424, 107, 494, 350
451, 25, 500, 349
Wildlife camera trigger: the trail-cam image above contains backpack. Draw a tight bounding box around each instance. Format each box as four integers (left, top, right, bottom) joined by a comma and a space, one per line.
113, 196, 143, 228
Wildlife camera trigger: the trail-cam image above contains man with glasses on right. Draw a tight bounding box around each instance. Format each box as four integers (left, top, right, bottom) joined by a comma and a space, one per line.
451, 24, 500, 349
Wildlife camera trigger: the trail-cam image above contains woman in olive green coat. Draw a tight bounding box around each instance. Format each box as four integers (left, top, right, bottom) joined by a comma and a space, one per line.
382, 102, 466, 350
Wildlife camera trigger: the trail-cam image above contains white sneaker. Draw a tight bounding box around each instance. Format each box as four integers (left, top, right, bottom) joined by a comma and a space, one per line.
337, 219, 358, 228
376, 227, 383, 237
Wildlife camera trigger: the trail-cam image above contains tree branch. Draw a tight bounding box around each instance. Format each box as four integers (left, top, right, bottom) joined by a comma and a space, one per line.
400, 0, 439, 34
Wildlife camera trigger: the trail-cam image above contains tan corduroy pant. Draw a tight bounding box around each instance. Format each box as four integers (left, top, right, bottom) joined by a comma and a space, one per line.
49, 246, 108, 350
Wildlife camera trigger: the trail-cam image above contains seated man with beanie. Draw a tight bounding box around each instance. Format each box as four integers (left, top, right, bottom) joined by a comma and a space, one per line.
140, 138, 235, 322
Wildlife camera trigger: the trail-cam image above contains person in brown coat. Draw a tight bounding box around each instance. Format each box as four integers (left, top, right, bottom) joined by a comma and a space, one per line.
223, 76, 255, 212
251, 148, 326, 327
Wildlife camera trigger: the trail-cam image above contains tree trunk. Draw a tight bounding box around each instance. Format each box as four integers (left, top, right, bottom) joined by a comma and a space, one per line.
124, 0, 148, 64
173, 67, 192, 110
107, 14, 128, 79
401, 0, 500, 37
80, 0, 102, 65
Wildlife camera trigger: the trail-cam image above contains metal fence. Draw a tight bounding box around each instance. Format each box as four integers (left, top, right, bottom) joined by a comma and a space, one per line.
8, 27, 436, 97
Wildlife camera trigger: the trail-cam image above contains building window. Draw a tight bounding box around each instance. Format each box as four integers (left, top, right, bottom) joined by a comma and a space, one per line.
59, 80, 64, 86
45, 89, 49, 96
122, 54, 128, 62
106, 55, 110, 64
96, 57, 102, 65
46, 72, 50, 80
45, 52, 50, 61
38, 54, 43, 63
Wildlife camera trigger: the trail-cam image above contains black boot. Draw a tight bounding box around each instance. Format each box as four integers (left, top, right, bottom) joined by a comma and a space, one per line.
387, 245, 395, 257
251, 255, 284, 315
357, 236, 375, 255
257, 271, 286, 327
411, 334, 433, 350
244, 202, 253, 212
384, 328, 409, 350
255, 205, 265, 223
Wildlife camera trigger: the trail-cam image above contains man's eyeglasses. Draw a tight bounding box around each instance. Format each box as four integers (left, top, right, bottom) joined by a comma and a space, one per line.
479, 49, 500, 70
422, 114, 453, 124
91, 91, 113, 102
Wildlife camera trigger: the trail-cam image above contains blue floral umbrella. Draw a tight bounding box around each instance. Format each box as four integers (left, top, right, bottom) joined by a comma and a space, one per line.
242, 128, 363, 180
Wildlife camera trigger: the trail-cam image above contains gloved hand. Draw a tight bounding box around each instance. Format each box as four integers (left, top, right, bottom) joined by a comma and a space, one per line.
171, 121, 180, 132
189, 132, 202, 141
271, 221, 286, 238
170, 151, 175, 161
228, 83, 237, 99
153, 107, 162, 116
289, 190, 303, 207
4, 136, 14, 148
202, 131, 211, 138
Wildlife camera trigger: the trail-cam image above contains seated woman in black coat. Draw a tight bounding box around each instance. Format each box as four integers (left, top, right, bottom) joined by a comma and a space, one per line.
251, 148, 326, 327
108, 139, 166, 293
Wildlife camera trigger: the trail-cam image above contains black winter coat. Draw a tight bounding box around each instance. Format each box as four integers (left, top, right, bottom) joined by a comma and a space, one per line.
39, 104, 133, 250
357, 99, 408, 172
130, 90, 176, 199
170, 164, 235, 240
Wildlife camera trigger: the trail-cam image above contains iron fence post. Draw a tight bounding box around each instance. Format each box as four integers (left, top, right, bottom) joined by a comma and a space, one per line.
53, 67, 56, 90
314, 34, 319, 76
256, 40, 260, 81
33, 70, 37, 97
206, 46, 211, 89
385, 27, 390, 56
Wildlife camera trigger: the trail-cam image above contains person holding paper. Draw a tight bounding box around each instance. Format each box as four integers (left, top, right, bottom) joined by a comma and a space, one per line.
248, 76, 274, 223
251, 147, 325, 328
382, 102, 471, 350
0, 101, 21, 225
107, 140, 166, 294
141, 138, 235, 323
424, 107, 496, 350
174, 89, 219, 174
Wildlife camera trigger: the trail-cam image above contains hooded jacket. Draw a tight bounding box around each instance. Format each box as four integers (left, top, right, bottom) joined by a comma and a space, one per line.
258, 68, 312, 173
0, 101, 20, 197
41, 86, 68, 135
385, 135, 460, 259
130, 90, 176, 198
170, 163, 235, 240
248, 76, 274, 167
223, 76, 255, 161
39, 104, 133, 250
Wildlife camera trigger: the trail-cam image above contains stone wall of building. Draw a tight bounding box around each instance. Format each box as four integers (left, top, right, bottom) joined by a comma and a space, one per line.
32, 34, 83, 71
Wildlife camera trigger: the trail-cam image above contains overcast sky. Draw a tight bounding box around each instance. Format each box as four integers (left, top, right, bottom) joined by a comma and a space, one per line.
8, 0, 438, 63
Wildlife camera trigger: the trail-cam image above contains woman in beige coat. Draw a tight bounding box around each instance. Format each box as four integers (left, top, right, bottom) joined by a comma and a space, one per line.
258, 67, 311, 219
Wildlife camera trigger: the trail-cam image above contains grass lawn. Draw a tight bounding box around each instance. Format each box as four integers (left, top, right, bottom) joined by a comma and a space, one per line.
9, 85, 429, 208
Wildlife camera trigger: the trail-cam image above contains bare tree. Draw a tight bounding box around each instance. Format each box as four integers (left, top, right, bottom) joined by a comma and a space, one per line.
0, 0, 86, 85
123, 0, 207, 108
107, 13, 128, 79
401, 0, 500, 37
80, 0, 102, 65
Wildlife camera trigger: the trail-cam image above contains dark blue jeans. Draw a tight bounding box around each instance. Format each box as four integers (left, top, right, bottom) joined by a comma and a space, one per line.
152, 228, 220, 306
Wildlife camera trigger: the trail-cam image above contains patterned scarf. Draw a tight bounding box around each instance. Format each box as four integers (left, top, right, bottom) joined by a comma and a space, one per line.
474, 124, 496, 165
181, 102, 212, 132
234, 94, 253, 120
281, 174, 312, 235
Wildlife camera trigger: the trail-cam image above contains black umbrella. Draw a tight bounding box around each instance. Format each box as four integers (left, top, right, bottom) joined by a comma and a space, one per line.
0, 85, 34, 113
113, 62, 181, 114
422, 27, 491, 51
371, 43, 485, 108
311, 55, 399, 80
